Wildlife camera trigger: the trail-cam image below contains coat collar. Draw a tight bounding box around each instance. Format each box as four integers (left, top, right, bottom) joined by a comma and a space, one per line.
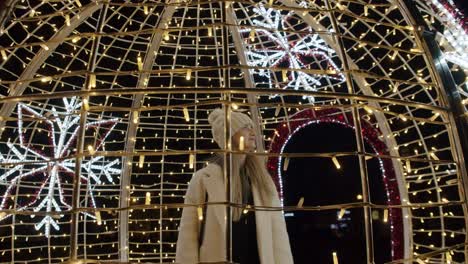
200, 164, 225, 201
200, 163, 280, 216
199, 163, 277, 264
200, 164, 227, 227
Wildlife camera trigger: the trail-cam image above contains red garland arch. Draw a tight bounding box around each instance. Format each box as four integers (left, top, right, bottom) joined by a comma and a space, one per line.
266, 108, 404, 260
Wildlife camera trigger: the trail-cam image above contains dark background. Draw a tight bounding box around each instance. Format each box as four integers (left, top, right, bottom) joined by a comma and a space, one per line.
281, 123, 392, 264
454, 0, 468, 15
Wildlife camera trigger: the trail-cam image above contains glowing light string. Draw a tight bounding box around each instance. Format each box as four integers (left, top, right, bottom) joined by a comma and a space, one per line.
427, 0, 468, 69
267, 108, 404, 260
0, 97, 121, 237
240, 3, 345, 102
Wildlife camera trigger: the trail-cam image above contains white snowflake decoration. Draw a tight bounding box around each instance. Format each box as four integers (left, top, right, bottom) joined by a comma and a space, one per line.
428, 0, 468, 69
0, 97, 121, 237
241, 4, 345, 102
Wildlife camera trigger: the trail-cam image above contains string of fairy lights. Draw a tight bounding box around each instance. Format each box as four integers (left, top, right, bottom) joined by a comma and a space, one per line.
414, 0, 468, 113
0, 0, 466, 263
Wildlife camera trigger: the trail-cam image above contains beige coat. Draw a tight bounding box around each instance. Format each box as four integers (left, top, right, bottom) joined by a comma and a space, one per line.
175, 163, 294, 264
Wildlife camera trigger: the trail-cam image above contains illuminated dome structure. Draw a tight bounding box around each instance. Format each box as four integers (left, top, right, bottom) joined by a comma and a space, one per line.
0, 0, 466, 263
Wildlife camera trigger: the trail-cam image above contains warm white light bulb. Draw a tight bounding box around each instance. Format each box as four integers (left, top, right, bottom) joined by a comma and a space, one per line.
183, 107, 190, 122
145, 192, 151, 205
133, 111, 139, 124
249, 28, 255, 41
189, 154, 195, 169
139, 155, 145, 168
197, 207, 203, 221
338, 208, 345, 219
137, 56, 143, 71
332, 157, 341, 169
332, 252, 339, 264
88, 74, 96, 89
65, 14, 70, 26
96, 211, 102, 225
87, 145, 95, 155
1, 50, 6, 61
239, 136, 245, 151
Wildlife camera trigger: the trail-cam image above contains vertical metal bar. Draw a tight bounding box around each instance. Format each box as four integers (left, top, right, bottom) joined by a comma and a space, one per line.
221, 1, 232, 263
397, 0, 468, 259
323, 1, 375, 263
226, 6, 265, 153
116, 4, 177, 261
69, 4, 108, 260
11, 173, 22, 263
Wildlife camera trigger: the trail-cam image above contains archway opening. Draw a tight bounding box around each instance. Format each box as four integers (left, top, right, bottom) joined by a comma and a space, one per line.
280, 122, 392, 263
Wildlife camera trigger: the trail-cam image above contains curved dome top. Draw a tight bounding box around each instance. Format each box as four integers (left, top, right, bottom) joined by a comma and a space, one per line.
0, 0, 466, 263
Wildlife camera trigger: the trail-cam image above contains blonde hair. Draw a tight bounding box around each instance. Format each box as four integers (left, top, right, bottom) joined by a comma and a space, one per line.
209, 153, 278, 221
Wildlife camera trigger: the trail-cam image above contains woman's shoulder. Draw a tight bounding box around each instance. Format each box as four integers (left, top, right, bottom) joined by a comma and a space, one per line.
194, 162, 222, 179
187, 163, 222, 192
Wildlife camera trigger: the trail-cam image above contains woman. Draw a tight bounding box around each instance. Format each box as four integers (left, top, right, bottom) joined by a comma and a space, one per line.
175, 108, 294, 264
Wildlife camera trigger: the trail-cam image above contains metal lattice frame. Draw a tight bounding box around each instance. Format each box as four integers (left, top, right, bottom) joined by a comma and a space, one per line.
0, 0, 466, 263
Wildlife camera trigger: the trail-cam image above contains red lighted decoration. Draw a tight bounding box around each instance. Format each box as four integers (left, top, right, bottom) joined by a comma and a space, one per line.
267, 108, 404, 260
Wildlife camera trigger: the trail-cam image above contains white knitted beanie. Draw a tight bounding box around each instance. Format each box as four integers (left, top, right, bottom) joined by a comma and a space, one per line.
207, 108, 254, 149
